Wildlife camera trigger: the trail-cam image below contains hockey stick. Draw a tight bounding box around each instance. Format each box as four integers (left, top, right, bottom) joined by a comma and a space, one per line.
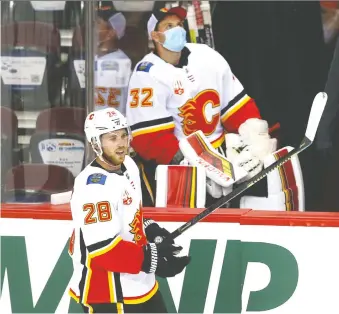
169, 92, 328, 240
192, 0, 206, 44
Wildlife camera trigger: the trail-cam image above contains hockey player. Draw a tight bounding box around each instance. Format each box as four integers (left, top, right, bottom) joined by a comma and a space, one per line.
126, 7, 277, 205
68, 108, 190, 313
94, 4, 132, 114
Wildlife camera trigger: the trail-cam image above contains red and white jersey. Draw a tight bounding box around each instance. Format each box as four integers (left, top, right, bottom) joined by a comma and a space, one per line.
126, 43, 261, 164
68, 155, 157, 305
94, 49, 132, 115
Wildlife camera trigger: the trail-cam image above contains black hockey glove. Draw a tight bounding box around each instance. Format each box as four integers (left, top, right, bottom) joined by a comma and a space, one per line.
143, 219, 173, 244
141, 241, 191, 278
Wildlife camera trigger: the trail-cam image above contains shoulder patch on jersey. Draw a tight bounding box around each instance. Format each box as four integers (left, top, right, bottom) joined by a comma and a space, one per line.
136, 62, 153, 72
86, 173, 107, 185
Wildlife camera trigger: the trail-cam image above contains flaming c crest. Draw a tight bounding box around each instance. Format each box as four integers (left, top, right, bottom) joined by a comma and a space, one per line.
178, 90, 221, 136
129, 208, 147, 246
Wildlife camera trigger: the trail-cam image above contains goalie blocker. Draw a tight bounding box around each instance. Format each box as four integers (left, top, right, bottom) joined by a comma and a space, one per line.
155, 131, 304, 211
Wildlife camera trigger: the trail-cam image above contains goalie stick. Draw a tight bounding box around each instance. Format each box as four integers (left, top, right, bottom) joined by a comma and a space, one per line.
169, 92, 328, 240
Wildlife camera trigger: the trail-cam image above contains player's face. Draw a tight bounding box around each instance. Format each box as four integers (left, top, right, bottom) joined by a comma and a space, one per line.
95, 17, 115, 45
101, 129, 129, 165
153, 14, 184, 44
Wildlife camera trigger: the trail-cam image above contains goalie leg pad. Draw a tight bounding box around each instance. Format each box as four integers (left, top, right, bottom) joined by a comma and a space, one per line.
155, 165, 206, 208
240, 146, 305, 211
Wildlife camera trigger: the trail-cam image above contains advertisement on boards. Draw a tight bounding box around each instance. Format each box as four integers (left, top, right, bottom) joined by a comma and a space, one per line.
1, 218, 339, 313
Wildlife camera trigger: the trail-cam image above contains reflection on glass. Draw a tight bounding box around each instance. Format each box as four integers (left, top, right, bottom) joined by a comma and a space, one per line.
1, 1, 87, 203
0, 1, 335, 212
94, 5, 131, 115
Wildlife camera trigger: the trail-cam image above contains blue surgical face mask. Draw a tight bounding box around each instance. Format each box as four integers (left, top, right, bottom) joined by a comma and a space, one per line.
161, 26, 187, 52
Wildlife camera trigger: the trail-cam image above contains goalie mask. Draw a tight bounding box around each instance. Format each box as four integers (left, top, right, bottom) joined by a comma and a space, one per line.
84, 108, 132, 162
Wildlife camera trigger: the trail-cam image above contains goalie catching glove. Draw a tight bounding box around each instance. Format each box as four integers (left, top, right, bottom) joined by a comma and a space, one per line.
141, 240, 191, 278
226, 118, 277, 181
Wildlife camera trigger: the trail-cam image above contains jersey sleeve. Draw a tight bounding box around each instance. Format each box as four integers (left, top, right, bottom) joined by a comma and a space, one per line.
217, 52, 261, 133
126, 63, 179, 164
70, 173, 144, 274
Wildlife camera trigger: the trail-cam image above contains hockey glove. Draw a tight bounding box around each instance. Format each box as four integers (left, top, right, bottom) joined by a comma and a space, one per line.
143, 219, 173, 244
226, 119, 277, 181
238, 118, 277, 161
141, 241, 191, 278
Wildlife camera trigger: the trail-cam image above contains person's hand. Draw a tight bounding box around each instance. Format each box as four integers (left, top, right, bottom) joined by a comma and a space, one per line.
226, 119, 277, 181
141, 241, 191, 278
144, 219, 173, 244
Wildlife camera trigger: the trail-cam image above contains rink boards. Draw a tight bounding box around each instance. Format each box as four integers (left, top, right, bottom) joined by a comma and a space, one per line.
1, 204, 339, 314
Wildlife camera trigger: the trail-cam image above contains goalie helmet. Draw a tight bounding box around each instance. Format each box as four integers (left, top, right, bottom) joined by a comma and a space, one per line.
84, 108, 132, 158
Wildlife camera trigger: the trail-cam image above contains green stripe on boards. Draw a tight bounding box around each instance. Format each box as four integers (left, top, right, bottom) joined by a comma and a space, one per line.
34, 242, 73, 312
157, 277, 178, 313
1, 236, 35, 312
179, 239, 217, 313
214, 240, 242, 313
157, 240, 217, 313
1, 236, 76, 313
68, 298, 83, 313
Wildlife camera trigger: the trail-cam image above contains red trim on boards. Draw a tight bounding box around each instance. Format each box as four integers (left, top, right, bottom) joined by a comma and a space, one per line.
0, 203, 249, 223
1, 203, 339, 227
240, 210, 339, 227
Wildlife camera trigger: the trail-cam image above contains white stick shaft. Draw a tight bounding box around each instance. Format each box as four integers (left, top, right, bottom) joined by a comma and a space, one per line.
305, 92, 328, 141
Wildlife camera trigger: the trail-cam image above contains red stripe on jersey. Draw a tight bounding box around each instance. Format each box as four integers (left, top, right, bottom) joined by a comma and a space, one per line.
131, 130, 179, 164
91, 240, 144, 274
86, 264, 111, 303
223, 98, 261, 133
68, 229, 75, 256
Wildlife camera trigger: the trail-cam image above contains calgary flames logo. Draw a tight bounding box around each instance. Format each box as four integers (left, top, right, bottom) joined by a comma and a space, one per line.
123, 191, 132, 205
174, 80, 184, 95
129, 208, 147, 246
178, 90, 221, 136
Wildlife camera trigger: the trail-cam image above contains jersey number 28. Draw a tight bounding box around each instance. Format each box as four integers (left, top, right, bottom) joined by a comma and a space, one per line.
83, 201, 112, 224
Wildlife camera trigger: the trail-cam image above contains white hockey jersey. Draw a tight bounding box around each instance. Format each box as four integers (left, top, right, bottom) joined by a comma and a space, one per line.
68, 155, 157, 305
126, 43, 261, 165
95, 49, 132, 115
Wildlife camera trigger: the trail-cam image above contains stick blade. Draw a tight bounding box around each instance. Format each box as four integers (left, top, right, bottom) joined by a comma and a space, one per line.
305, 92, 328, 142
